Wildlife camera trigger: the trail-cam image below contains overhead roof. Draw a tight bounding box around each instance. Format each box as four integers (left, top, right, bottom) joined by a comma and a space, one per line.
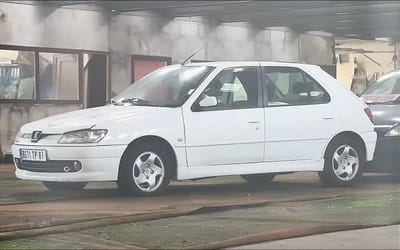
8, 0, 400, 40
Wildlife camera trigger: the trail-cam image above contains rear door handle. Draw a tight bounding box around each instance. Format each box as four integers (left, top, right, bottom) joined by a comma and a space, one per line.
248, 120, 260, 124
323, 117, 334, 120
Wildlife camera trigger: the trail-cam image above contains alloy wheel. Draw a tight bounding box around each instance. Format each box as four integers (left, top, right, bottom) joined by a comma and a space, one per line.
132, 151, 165, 192
332, 144, 360, 181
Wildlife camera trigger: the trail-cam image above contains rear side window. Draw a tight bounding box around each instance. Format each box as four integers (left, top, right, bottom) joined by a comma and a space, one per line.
363, 72, 400, 95
263, 66, 330, 106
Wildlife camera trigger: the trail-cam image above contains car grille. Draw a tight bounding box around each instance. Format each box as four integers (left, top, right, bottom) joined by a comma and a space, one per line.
15, 158, 82, 173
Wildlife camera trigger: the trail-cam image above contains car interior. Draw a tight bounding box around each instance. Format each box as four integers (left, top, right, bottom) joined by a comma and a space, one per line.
201, 68, 259, 110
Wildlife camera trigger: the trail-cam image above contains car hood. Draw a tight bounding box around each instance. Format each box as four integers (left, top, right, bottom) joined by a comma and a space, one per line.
20, 105, 168, 134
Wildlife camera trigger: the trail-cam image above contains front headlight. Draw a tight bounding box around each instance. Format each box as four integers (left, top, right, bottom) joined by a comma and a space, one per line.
385, 124, 400, 137
15, 131, 31, 139
58, 129, 108, 144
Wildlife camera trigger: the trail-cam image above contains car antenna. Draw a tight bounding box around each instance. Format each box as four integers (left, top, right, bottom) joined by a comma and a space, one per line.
181, 42, 207, 65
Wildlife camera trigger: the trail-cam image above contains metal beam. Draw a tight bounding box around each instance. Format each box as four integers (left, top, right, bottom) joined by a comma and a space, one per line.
95, 1, 246, 12
218, 5, 400, 23
164, 1, 400, 19
36, 0, 97, 6
237, 12, 400, 30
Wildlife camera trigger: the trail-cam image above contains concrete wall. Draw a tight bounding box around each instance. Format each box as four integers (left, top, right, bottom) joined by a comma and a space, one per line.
300, 34, 334, 65
109, 14, 334, 96
0, 2, 108, 51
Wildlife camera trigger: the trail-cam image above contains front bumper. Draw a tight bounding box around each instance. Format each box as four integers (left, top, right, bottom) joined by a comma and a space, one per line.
12, 144, 126, 182
367, 136, 400, 173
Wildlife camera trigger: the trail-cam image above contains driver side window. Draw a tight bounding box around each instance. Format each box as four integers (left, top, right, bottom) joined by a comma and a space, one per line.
193, 67, 259, 111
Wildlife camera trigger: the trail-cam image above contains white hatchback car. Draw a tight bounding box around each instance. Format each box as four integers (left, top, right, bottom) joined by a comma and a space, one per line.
13, 62, 377, 195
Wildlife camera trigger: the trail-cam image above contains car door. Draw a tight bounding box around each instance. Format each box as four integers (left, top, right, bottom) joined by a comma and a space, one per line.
183, 66, 265, 167
261, 65, 340, 162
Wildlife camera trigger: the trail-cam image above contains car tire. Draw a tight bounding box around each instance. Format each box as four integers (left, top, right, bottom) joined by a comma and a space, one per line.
241, 173, 276, 184
43, 181, 87, 191
117, 141, 172, 196
319, 137, 364, 187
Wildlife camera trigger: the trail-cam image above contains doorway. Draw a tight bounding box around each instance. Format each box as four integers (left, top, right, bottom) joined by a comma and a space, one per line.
131, 55, 172, 83
87, 54, 107, 108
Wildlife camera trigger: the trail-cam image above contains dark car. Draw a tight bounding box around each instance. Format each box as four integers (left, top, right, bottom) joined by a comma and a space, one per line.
361, 71, 400, 173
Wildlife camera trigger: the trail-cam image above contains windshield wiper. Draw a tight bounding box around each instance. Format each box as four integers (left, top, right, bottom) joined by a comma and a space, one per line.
366, 98, 400, 105
118, 98, 160, 107
384, 99, 400, 104
109, 98, 176, 107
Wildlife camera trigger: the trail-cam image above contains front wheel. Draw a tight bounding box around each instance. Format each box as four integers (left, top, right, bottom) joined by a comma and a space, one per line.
319, 138, 364, 187
117, 142, 172, 196
43, 181, 87, 191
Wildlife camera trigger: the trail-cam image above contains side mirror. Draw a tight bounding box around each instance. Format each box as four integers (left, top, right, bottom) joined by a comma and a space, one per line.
199, 95, 218, 107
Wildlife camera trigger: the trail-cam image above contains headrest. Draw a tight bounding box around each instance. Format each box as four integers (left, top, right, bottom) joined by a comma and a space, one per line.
292, 82, 308, 94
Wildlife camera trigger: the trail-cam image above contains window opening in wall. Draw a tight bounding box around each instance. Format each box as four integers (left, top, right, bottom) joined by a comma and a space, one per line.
0, 47, 83, 103
0, 50, 35, 99
38, 52, 79, 100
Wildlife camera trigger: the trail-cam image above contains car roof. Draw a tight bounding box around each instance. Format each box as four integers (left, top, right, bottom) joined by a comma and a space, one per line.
183, 61, 317, 68
376, 70, 400, 82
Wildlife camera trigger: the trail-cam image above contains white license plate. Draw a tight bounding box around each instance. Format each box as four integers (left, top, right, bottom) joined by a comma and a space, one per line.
20, 149, 47, 162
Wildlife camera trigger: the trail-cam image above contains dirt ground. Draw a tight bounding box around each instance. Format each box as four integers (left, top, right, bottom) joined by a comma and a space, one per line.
0, 164, 399, 249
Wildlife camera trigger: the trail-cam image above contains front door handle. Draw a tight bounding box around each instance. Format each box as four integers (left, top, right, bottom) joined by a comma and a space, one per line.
323, 117, 334, 120
248, 120, 260, 124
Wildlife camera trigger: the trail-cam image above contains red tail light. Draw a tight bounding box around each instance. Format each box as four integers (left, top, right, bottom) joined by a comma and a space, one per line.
364, 107, 373, 122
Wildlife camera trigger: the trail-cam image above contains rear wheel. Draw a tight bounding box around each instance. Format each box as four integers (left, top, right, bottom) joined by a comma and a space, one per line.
241, 173, 276, 184
319, 137, 364, 187
117, 142, 173, 196
43, 181, 87, 191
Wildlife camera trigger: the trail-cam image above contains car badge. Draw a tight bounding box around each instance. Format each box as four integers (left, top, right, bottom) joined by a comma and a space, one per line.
31, 131, 42, 142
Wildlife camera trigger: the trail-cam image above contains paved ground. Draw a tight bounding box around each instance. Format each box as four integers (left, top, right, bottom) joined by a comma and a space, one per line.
0, 164, 399, 249
233, 225, 400, 249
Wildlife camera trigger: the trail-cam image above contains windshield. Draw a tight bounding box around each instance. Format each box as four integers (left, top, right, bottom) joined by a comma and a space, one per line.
363, 72, 400, 95
362, 72, 400, 104
112, 65, 214, 107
